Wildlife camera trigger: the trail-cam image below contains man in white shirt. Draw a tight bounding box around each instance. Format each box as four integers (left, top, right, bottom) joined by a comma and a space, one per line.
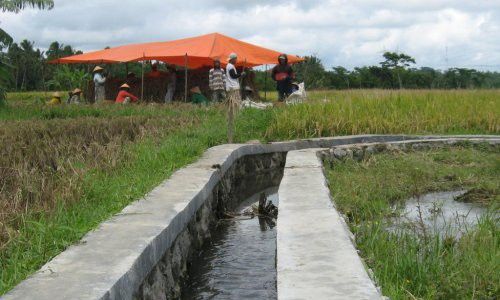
93, 66, 106, 103
225, 53, 245, 142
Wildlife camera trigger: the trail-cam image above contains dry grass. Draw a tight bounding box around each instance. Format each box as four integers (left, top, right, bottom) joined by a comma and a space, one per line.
0, 113, 202, 248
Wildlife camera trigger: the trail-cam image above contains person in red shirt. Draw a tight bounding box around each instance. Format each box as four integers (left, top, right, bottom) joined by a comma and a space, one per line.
115, 84, 139, 104
271, 54, 295, 101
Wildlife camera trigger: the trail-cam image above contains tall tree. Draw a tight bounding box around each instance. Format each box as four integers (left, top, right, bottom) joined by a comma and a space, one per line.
380, 51, 416, 89
0, 0, 53, 103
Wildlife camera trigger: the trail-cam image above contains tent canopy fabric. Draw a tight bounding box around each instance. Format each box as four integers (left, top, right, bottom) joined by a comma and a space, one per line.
51, 33, 304, 68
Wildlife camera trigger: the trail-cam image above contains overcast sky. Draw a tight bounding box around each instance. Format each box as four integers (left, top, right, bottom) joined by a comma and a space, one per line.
1, 0, 499, 70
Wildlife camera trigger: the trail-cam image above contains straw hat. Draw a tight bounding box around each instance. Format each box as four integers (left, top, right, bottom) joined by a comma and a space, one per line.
72, 88, 82, 94
120, 83, 130, 89
93, 66, 104, 72
52, 92, 61, 98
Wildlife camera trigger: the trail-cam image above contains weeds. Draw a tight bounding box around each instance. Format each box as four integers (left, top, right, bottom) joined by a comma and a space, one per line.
326, 146, 499, 299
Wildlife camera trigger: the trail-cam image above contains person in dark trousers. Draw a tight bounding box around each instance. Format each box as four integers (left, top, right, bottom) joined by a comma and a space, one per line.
271, 54, 294, 101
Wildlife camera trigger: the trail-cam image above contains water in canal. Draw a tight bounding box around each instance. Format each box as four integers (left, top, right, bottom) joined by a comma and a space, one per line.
390, 190, 490, 237
182, 187, 279, 299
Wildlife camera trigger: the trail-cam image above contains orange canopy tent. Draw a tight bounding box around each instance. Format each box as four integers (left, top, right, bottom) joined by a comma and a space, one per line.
51, 32, 303, 68
52, 33, 303, 101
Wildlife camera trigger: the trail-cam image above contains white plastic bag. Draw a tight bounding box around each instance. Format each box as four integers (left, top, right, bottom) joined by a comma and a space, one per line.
286, 82, 307, 105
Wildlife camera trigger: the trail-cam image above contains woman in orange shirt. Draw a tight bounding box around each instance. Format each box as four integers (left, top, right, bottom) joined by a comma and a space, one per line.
115, 84, 139, 104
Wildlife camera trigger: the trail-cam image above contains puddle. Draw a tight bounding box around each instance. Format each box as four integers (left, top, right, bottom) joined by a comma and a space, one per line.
389, 190, 490, 237
181, 187, 278, 299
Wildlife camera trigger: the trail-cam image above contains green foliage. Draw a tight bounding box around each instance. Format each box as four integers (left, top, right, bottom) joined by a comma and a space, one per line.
294, 55, 330, 89
380, 51, 416, 69
326, 146, 499, 299
252, 54, 500, 91
46, 65, 90, 91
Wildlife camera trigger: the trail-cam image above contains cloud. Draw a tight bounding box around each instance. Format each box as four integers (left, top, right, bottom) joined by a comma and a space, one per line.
0, 0, 499, 70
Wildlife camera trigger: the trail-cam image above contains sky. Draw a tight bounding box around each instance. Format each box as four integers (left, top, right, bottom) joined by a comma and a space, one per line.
1, 0, 499, 71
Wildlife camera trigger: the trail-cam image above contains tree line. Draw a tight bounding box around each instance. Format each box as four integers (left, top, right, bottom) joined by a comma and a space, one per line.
275, 54, 500, 90
2, 39, 500, 95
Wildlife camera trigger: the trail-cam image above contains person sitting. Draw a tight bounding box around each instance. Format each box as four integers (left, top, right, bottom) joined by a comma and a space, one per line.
115, 84, 139, 104
67, 88, 83, 104
190, 86, 209, 105
46, 92, 62, 105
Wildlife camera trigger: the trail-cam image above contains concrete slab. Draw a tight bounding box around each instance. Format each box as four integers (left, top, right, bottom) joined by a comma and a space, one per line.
277, 149, 382, 300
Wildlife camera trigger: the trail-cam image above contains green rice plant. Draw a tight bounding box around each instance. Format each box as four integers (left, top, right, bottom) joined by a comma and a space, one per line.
266, 89, 500, 139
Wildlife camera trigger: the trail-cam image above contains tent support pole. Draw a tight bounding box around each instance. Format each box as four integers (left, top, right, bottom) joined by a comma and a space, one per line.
184, 53, 188, 102
141, 57, 145, 101
264, 64, 268, 101
125, 63, 128, 75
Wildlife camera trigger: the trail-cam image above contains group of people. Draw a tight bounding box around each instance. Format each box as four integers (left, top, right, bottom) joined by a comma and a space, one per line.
46, 88, 83, 105
207, 52, 296, 106
92, 64, 177, 104
47, 53, 295, 106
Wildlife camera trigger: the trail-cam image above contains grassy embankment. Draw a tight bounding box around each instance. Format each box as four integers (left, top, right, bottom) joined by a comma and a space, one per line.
326, 145, 499, 299
0, 89, 499, 294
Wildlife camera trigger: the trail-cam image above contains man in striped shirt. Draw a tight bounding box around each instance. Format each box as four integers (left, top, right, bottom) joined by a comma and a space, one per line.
209, 59, 226, 103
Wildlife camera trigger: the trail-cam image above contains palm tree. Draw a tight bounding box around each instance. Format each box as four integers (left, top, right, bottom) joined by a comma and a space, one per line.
1, 0, 54, 13
0, 0, 54, 104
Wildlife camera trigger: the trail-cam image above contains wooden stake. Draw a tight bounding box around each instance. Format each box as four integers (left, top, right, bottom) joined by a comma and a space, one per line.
264, 64, 268, 101
141, 54, 145, 101
184, 53, 188, 102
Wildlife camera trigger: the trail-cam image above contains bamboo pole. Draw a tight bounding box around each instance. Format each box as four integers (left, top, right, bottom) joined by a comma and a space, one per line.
184, 53, 188, 102
141, 54, 145, 101
264, 64, 268, 101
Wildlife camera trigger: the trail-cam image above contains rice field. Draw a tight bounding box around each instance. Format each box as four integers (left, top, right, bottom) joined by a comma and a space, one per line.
266, 89, 499, 139
0, 89, 499, 294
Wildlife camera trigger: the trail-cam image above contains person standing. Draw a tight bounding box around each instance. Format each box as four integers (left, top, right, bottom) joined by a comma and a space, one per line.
164, 65, 177, 103
93, 66, 106, 103
225, 53, 245, 143
209, 59, 226, 103
272, 54, 294, 101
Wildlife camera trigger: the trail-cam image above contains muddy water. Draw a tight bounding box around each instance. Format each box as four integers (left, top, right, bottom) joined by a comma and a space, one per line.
181, 187, 279, 299
390, 190, 489, 237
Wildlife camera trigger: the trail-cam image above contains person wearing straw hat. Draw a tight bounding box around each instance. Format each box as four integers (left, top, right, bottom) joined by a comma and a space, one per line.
93, 66, 106, 103
46, 92, 62, 105
67, 88, 83, 104
115, 83, 138, 104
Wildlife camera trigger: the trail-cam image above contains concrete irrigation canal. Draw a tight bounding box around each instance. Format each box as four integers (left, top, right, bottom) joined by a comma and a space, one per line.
3, 135, 499, 300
